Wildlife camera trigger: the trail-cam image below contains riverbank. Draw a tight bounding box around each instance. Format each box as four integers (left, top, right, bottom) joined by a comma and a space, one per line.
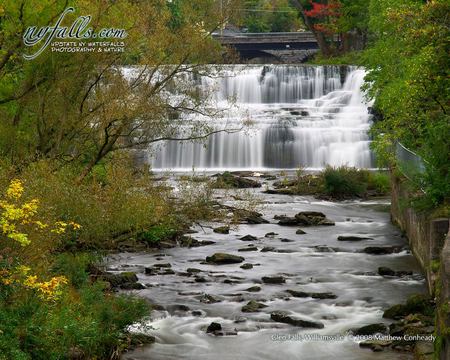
391, 172, 450, 360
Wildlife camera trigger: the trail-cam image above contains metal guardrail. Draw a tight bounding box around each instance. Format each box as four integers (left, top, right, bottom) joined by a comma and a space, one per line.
395, 141, 426, 182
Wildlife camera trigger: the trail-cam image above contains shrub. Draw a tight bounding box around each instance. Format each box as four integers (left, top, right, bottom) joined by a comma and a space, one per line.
322, 166, 368, 198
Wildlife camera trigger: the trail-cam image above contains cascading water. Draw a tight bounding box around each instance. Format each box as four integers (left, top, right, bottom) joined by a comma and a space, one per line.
150, 65, 374, 170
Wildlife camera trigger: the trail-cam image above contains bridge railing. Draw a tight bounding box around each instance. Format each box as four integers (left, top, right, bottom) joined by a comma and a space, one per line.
395, 141, 427, 185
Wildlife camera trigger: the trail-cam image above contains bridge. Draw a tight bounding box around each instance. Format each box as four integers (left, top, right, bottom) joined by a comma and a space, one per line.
213, 31, 319, 60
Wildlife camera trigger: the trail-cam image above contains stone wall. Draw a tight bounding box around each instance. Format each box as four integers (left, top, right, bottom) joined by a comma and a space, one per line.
390, 173, 449, 360
390, 174, 449, 292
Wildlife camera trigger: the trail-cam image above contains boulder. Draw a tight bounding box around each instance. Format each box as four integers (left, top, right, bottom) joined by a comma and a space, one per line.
238, 246, 258, 252
296, 229, 306, 235
206, 322, 222, 334
213, 226, 230, 234
337, 235, 373, 241
354, 323, 388, 335
240, 235, 258, 241
262, 276, 285, 284
295, 212, 334, 226
206, 253, 244, 264
213, 172, 261, 189
270, 311, 324, 329
363, 246, 402, 255
240, 263, 253, 270
277, 217, 299, 226
265, 232, 278, 238
260, 246, 276, 252
199, 294, 221, 304
246, 286, 261, 292
241, 300, 267, 312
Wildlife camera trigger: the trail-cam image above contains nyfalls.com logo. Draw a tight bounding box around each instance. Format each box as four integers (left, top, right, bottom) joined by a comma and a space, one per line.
23, 7, 127, 60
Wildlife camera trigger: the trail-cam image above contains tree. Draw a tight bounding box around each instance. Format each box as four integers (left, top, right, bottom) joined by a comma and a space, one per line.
364, 0, 449, 208
0, 0, 241, 180
291, 0, 368, 56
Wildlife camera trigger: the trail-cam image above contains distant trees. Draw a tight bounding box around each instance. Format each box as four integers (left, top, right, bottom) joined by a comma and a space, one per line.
240, 0, 303, 32
292, 0, 368, 56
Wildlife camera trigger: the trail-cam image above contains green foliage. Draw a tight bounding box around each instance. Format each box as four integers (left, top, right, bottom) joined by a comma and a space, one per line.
0, 281, 148, 360
367, 172, 391, 194
363, 0, 449, 209
241, 0, 302, 32
51, 253, 99, 289
137, 225, 177, 245
322, 166, 368, 198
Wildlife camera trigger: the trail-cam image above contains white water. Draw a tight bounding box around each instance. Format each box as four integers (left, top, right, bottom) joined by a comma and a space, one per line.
150, 65, 374, 171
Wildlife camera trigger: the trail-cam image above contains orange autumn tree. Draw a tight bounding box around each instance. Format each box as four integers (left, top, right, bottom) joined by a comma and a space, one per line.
0, 179, 79, 301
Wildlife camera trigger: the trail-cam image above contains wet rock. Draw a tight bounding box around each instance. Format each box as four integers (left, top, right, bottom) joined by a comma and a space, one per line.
152, 263, 172, 268
265, 232, 278, 238
354, 323, 388, 335
262, 276, 285, 284
270, 311, 324, 329
213, 172, 261, 189
363, 246, 402, 255
238, 246, 258, 252
277, 217, 299, 226
245, 214, 269, 224
98, 271, 139, 288
206, 322, 222, 334
194, 276, 208, 283
180, 236, 215, 247
286, 290, 337, 299
378, 266, 396, 276
261, 246, 276, 252
240, 234, 258, 241
295, 212, 335, 226
246, 286, 261, 292
296, 229, 306, 235
240, 263, 253, 270
313, 245, 335, 253
192, 310, 203, 316
378, 267, 413, 277
162, 269, 175, 275
168, 304, 191, 312
199, 294, 221, 304
186, 268, 202, 274
206, 253, 244, 264
286, 289, 310, 298
383, 294, 434, 319
281, 238, 294, 242
242, 300, 267, 312
234, 316, 247, 323
213, 226, 230, 234
120, 282, 145, 290
359, 340, 392, 351
144, 267, 157, 275
338, 235, 373, 241
311, 292, 338, 299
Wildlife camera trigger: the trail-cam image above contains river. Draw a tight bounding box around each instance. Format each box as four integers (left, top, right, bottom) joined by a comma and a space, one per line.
110, 65, 426, 359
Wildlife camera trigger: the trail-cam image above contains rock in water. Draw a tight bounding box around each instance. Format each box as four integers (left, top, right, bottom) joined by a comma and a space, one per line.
338, 235, 373, 241
270, 311, 324, 329
206, 253, 244, 264
240, 263, 253, 270
240, 234, 258, 241
296, 229, 306, 235
262, 276, 285, 284
354, 323, 388, 335
241, 300, 267, 312
213, 226, 230, 234
206, 322, 222, 334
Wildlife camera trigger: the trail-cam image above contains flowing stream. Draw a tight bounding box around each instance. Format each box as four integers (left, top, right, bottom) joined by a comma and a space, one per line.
150, 65, 374, 170
112, 185, 425, 360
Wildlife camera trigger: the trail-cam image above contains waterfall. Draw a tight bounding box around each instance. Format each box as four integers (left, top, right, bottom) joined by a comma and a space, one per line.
149, 65, 374, 170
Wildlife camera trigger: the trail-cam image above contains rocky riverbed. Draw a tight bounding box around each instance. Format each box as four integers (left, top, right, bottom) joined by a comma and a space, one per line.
107, 174, 428, 360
